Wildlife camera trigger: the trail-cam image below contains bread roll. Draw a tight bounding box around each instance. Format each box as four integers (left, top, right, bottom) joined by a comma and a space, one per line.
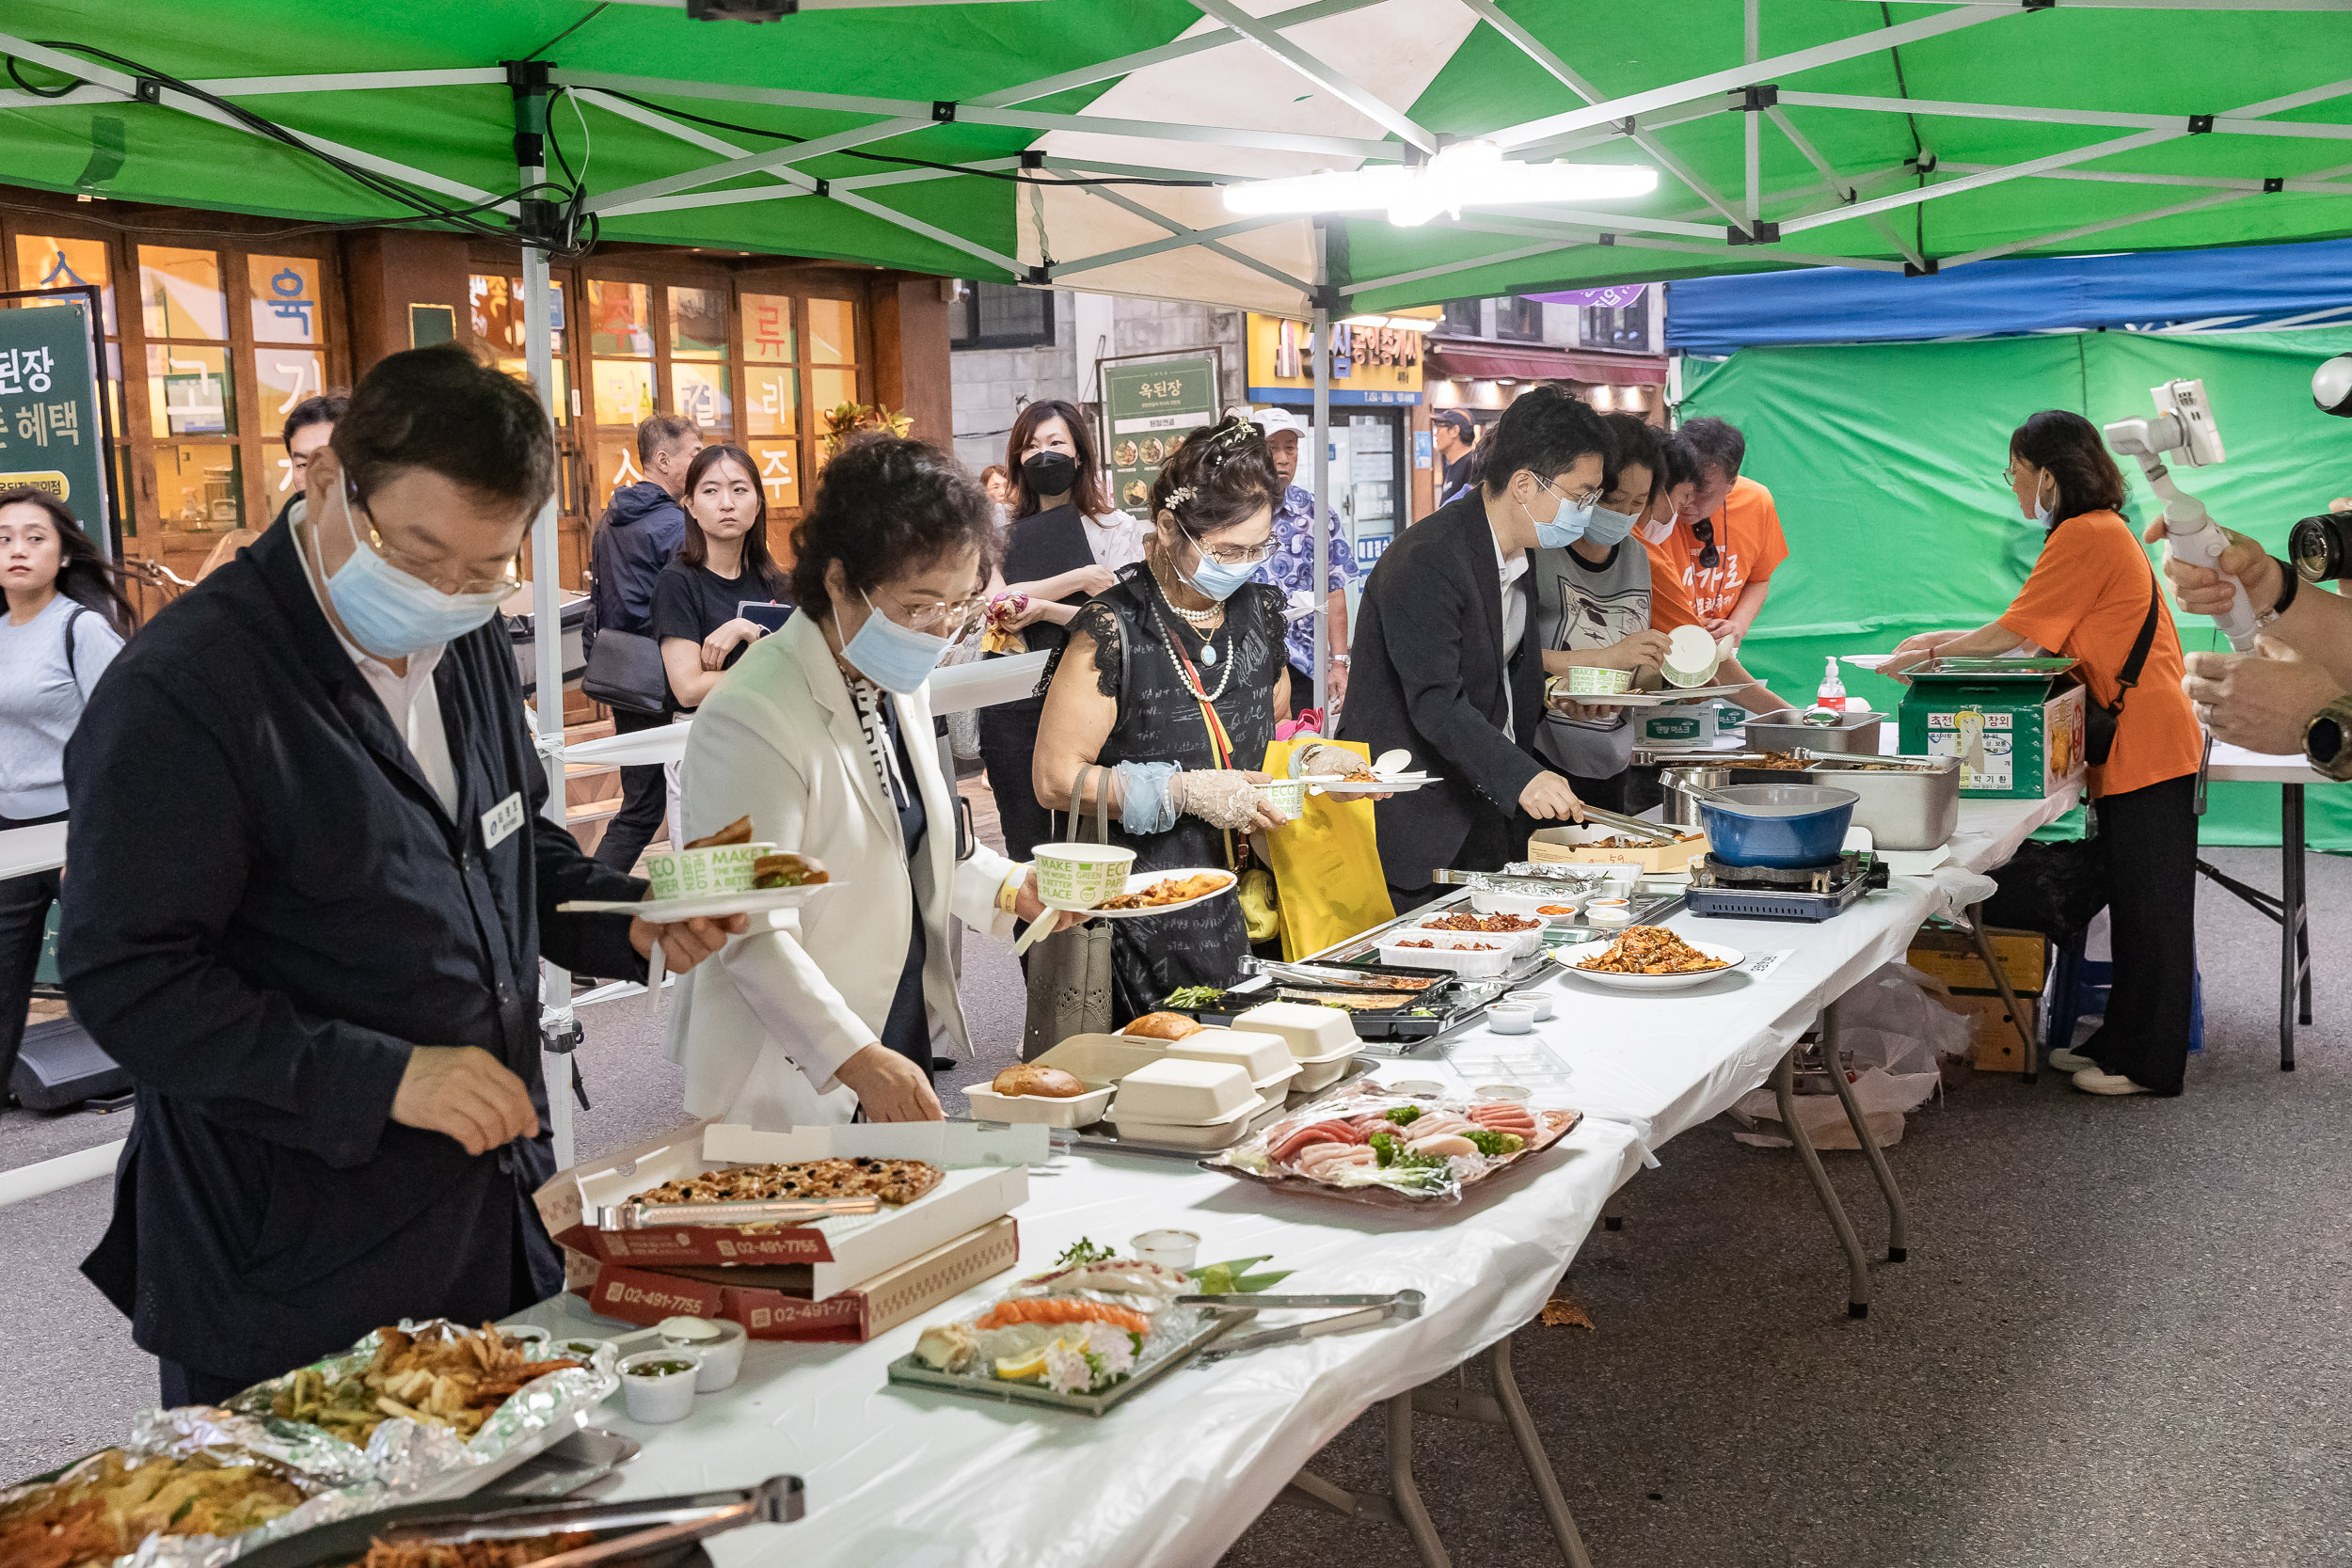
1121, 1011, 1204, 1041
686, 815, 755, 849
752, 852, 828, 888
992, 1064, 1088, 1099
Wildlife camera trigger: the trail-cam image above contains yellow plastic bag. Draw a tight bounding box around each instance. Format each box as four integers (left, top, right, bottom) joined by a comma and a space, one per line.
1256, 737, 1396, 960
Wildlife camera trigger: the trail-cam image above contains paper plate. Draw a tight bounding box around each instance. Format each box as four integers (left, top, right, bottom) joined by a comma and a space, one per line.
558, 883, 836, 922
1309, 772, 1435, 796
1552, 937, 1745, 991
1056, 867, 1238, 918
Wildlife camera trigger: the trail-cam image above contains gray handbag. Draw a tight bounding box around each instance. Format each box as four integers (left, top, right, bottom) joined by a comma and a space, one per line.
1021, 767, 1117, 1061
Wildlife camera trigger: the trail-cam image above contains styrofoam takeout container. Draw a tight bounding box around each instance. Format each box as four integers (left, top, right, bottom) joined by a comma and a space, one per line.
1110, 1058, 1257, 1124
1234, 1001, 1359, 1058
1109, 1095, 1263, 1150
962, 1083, 1116, 1129
1164, 1029, 1295, 1085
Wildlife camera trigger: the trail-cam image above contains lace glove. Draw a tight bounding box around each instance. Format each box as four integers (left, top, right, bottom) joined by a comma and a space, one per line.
1172, 769, 1263, 831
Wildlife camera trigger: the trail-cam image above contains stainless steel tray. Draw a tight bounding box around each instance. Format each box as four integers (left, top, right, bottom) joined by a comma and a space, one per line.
1743, 707, 1888, 754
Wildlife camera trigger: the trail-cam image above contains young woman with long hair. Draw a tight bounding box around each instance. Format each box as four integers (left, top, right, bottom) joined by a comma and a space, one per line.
976, 399, 1148, 865
652, 442, 794, 713
0, 487, 132, 1100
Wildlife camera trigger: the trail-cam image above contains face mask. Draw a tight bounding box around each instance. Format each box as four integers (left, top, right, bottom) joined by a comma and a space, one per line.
2027, 475, 2056, 527
1179, 536, 1262, 602
1520, 481, 1590, 550
1585, 504, 1641, 547
1022, 450, 1077, 497
319, 486, 512, 659
845, 588, 951, 695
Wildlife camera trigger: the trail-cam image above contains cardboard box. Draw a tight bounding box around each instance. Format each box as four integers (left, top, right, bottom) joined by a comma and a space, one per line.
1528, 821, 1710, 873
1907, 927, 2047, 995
579, 1216, 1022, 1342
535, 1121, 1035, 1299
1634, 707, 1719, 748
1898, 669, 2088, 799
1941, 991, 2041, 1072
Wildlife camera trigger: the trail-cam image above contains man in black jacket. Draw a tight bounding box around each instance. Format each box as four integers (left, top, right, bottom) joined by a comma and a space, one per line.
1340, 387, 1611, 910
61, 347, 740, 1403
588, 412, 701, 870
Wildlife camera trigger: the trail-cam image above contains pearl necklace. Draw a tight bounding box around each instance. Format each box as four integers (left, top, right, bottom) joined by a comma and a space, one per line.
1148, 573, 1235, 696
1150, 557, 1222, 626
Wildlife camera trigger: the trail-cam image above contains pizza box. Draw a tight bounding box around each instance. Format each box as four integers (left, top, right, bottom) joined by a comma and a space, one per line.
534, 1121, 1034, 1297
577, 1216, 1022, 1342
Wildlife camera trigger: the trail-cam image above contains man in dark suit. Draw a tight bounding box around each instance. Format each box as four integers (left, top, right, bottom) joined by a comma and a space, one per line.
61, 346, 743, 1404
1340, 387, 1613, 910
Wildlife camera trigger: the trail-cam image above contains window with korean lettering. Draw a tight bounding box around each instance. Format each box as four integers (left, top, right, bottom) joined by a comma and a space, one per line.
807, 298, 858, 420
668, 286, 730, 431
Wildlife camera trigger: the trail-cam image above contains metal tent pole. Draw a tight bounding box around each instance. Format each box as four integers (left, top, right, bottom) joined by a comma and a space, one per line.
513, 61, 580, 1171
1310, 220, 1332, 716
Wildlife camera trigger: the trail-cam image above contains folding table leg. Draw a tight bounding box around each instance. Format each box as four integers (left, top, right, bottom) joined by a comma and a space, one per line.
1961, 901, 2039, 1085
1486, 1337, 1596, 1568
2281, 783, 2307, 1070
1816, 1007, 1907, 1262
1384, 1392, 1451, 1568
1772, 1045, 1872, 1318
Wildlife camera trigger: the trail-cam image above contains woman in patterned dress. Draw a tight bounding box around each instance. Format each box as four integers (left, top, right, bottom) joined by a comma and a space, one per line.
1032, 418, 1295, 1020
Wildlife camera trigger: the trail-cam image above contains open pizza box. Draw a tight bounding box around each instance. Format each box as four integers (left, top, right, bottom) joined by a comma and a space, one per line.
578, 1216, 1022, 1341
534, 1120, 1040, 1298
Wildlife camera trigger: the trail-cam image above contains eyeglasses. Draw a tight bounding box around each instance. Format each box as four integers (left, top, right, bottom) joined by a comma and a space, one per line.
885, 591, 989, 637
1537, 476, 1604, 510
1197, 537, 1279, 567
353, 502, 522, 598
2000, 461, 2029, 486
1692, 517, 1720, 571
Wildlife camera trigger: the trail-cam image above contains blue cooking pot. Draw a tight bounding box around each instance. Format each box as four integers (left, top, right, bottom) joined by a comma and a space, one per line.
1696, 784, 1860, 869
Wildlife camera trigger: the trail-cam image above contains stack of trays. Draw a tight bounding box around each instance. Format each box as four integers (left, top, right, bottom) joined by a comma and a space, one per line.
1234, 1002, 1363, 1092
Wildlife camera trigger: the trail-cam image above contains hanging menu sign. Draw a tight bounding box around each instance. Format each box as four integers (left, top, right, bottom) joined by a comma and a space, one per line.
1102, 356, 1218, 515
0, 296, 111, 556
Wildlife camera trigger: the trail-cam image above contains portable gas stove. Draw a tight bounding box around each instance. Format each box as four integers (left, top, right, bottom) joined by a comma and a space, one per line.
1684, 850, 1890, 922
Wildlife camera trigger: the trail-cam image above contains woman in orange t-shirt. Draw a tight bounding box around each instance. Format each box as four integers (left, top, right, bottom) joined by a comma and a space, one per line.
1888, 411, 2201, 1099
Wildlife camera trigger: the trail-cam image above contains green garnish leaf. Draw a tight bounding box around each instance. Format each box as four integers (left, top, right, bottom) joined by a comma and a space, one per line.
1232, 1269, 1294, 1292
1466, 1128, 1525, 1157
1384, 1105, 1422, 1126
1057, 1237, 1116, 1266
1368, 1130, 1398, 1167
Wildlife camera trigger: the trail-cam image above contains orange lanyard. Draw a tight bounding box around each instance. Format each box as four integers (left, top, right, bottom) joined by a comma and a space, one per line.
1166, 637, 1244, 870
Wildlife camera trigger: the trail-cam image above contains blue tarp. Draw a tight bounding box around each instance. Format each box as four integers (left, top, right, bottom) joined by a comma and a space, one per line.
1664, 237, 2352, 355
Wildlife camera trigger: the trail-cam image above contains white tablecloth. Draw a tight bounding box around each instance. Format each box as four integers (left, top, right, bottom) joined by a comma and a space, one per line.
516, 1120, 1645, 1568
512, 792, 2070, 1568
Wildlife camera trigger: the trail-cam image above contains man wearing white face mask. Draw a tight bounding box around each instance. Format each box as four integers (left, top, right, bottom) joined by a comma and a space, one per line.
59, 346, 745, 1402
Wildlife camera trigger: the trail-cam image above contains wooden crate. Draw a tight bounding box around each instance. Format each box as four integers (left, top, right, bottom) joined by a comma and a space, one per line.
1940, 991, 2041, 1072
1907, 926, 2047, 995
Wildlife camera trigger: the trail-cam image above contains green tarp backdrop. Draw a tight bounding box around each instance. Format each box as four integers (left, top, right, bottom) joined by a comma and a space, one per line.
1679, 326, 2350, 849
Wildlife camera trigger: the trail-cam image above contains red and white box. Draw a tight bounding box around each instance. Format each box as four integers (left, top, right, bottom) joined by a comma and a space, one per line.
534, 1120, 1039, 1300
578, 1216, 1021, 1342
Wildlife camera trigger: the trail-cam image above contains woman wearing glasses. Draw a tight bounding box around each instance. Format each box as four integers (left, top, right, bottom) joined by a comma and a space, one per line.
1033, 419, 1294, 1019
668, 436, 1079, 1126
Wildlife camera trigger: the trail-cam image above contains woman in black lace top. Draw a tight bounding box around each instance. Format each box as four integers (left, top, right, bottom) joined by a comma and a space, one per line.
1034, 418, 1294, 1019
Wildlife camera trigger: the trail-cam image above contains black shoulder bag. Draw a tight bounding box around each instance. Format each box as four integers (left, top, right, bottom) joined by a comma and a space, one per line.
581, 627, 671, 715
2083, 570, 2162, 768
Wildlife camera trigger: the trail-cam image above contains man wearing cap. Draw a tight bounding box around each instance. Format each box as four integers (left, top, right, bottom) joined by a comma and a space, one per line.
1432, 409, 1479, 506
1248, 407, 1357, 714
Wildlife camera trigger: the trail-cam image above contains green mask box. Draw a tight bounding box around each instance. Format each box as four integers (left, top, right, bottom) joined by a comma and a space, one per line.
1896, 657, 2088, 800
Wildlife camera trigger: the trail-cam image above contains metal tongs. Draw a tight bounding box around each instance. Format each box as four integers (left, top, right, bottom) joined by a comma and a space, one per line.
596, 1196, 879, 1229
1786, 747, 1946, 770
1247, 957, 1422, 990
1184, 1290, 1424, 1364
375, 1477, 804, 1567
1572, 803, 1688, 843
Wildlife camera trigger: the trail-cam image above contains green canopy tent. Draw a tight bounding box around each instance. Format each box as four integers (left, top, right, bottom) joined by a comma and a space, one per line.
5, 0, 2348, 1155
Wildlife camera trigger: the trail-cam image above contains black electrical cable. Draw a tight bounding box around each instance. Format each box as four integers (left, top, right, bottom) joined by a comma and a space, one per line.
596, 88, 1216, 187
7, 55, 79, 98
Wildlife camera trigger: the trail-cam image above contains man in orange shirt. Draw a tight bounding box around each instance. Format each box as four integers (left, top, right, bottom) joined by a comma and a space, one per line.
1643, 421, 1789, 714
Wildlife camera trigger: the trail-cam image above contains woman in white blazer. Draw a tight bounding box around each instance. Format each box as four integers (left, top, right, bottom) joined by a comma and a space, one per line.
668, 437, 1076, 1126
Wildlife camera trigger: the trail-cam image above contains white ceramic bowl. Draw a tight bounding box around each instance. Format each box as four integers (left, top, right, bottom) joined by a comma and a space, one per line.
619, 1348, 702, 1423
1032, 842, 1139, 909
643, 842, 774, 901
1111, 1058, 1257, 1124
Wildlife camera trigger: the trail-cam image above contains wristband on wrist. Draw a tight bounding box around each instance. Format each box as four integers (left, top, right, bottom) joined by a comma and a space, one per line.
2256, 559, 2299, 628
996, 865, 1026, 914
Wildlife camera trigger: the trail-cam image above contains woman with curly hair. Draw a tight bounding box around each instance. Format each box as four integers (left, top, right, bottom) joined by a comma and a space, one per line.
667, 436, 1081, 1126
1032, 417, 1292, 1020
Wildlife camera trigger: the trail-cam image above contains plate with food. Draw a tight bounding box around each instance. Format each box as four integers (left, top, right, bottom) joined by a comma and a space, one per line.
0, 1445, 333, 1568
1209, 1084, 1579, 1204
1306, 768, 1435, 796
1084, 867, 1238, 919
889, 1240, 1250, 1415
559, 852, 835, 923
1554, 926, 1744, 990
